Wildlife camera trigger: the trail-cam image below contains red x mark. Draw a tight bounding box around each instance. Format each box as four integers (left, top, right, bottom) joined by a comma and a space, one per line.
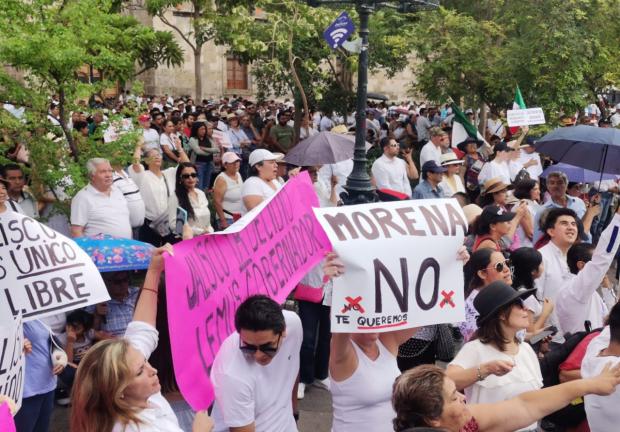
341, 296, 365, 313
440, 290, 455, 308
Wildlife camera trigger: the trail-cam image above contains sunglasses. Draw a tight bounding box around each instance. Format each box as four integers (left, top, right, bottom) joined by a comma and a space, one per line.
181, 173, 198, 179
239, 334, 281, 358
485, 259, 512, 273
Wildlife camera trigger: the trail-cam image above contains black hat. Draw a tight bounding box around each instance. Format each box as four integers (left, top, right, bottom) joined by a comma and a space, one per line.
494, 141, 515, 153
421, 160, 447, 173
456, 137, 483, 152
479, 205, 515, 225
474, 281, 536, 326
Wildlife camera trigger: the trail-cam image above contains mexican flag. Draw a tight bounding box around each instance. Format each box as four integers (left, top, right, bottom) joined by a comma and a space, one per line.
450, 102, 486, 152
509, 85, 526, 134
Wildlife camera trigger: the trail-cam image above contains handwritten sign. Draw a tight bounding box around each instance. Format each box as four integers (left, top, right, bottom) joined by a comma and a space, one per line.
507, 107, 546, 127
164, 172, 332, 410
0, 315, 23, 411
314, 198, 466, 333
0, 212, 110, 321
0, 402, 16, 432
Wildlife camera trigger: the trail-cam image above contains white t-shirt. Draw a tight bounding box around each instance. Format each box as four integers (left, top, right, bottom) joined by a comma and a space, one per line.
518, 149, 543, 179
240, 176, 281, 214
129, 165, 176, 221
477, 159, 511, 186
70, 184, 132, 238
371, 154, 412, 197
318, 160, 353, 198
114, 170, 145, 228
450, 339, 542, 432
419, 141, 442, 167
582, 327, 620, 432
211, 311, 302, 432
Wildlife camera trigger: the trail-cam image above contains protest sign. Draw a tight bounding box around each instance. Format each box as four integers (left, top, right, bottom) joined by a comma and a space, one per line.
0, 402, 16, 432
314, 198, 466, 333
0, 211, 109, 321
0, 315, 23, 412
164, 172, 332, 410
507, 107, 546, 127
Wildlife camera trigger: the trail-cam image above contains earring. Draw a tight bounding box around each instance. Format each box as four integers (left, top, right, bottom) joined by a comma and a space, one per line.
120, 394, 124, 399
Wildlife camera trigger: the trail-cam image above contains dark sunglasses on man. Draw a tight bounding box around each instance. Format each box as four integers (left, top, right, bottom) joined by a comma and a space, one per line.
239, 334, 281, 358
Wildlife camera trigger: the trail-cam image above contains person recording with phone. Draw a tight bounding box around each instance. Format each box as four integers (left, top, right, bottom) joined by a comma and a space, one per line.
168, 162, 213, 238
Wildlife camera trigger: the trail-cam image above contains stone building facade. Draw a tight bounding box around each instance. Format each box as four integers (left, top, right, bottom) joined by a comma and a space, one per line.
129, 5, 419, 102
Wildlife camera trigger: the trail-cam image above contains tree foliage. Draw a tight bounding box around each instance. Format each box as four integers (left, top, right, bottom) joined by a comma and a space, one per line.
410, 0, 620, 117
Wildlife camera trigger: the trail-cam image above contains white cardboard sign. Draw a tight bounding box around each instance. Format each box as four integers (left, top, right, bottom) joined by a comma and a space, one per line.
507, 107, 546, 127
0, 211, 110, 321
0, 315, 24, 411
314, 199, 466, 333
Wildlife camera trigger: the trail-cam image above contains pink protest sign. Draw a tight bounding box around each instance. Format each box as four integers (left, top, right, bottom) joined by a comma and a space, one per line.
164, 172, 332, 410
0, 402, 16, 432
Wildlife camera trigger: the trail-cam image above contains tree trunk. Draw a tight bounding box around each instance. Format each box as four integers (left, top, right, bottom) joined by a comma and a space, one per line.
478, 100, 487, 139
288, 31, 308, 140
58, 87, 79, 161
194, 47, 202, 100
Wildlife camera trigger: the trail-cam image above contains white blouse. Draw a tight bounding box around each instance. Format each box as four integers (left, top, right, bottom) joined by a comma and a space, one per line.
168, 189, 213, 236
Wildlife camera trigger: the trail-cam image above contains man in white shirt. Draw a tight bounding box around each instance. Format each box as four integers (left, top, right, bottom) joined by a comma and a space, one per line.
371, 137, 416, 197
610, 108, 620, 127
535, 207, 579, 343
477, 142, 513, 185
319, 111, 335, 132
486, 111, 506, 139
211, 295, 302, 432
70, 158, 132, 239
1, 164, 39, 219
556, 207, 620, 334
581, 307, 620, 432
419, 127, 448, 167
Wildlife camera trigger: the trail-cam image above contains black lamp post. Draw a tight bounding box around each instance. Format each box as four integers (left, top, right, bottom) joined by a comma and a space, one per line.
307, 0, 440, 205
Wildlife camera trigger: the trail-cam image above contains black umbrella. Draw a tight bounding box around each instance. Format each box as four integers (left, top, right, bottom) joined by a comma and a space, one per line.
535, 125, 620, 176
367, 92, 388, 101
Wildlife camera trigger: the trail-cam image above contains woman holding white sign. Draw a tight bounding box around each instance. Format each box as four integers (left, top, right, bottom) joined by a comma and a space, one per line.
71, 245, 214, 432
324, 247, 469, 432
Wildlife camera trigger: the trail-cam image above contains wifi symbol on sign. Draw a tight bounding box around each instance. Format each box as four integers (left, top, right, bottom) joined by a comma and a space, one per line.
330, 28, 348, 48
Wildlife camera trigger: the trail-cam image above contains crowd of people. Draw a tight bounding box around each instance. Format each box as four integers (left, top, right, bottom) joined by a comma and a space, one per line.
2, 93, 620, 432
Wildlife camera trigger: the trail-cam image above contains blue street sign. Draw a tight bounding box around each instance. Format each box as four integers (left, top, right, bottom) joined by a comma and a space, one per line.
323, 11, 355, 50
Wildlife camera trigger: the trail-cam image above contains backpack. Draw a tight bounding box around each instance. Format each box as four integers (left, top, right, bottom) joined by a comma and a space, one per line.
539, 329, 598, 427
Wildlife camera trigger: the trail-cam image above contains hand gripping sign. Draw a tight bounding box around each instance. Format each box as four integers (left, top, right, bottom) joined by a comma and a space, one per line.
0, 212, 109, 322
164, 172, 332, 410
314, 198, 466, 333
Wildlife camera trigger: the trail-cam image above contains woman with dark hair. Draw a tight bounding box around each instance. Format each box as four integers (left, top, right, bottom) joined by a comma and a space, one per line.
511, 247, 553, 335
459, 248, 513, 342
188, 121, 219, 190
512, 180, 542, 247
447, 281, 543, 431
160, 119, 182, 164
473, 205, 523, 252
392, 363, 620, 432
168, 162, 213, 237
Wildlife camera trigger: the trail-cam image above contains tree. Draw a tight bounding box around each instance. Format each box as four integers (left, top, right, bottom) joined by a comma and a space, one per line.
0, 0, 182, 204
145, 0, 217, 99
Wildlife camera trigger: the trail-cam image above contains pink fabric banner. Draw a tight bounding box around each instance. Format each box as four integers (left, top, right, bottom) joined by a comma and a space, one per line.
164, 172, 332, 410
0, 402, 16, 432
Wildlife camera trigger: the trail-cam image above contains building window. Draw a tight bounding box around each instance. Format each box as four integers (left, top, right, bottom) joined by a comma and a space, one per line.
226, 57, 248, 90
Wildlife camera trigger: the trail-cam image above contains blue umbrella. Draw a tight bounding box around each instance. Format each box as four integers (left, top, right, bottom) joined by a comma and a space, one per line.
541, 163, 618, 183
74, 234, 154, 272
535, 125, 620, 175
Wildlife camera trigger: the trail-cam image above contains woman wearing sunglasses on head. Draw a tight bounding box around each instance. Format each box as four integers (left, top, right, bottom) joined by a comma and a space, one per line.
447, 281, 543, 432
459, 248, 513, 342
168, 162, 213, 237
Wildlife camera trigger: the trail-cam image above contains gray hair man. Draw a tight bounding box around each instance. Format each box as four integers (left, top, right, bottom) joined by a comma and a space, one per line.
70, 158, 132, 238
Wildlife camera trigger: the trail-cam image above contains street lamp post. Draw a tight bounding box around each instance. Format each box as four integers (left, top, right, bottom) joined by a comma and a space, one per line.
307, 0, 440, 205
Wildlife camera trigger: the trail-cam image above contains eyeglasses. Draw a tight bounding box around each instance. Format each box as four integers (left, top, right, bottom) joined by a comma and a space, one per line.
181, 173, 198, 179
239, 334, 281, 358
485, 259, 512, 273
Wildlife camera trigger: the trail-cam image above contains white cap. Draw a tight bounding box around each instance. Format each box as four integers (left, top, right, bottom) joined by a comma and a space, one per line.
248, 149, 284, 167
222, 152, 241, 164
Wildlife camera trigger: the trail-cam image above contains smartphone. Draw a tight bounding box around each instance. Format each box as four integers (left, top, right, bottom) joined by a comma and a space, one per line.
529, 326, 558, 345
177, 207, 188, 224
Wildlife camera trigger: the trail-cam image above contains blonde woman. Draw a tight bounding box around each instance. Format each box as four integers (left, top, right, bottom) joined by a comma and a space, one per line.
70, 246, 213, 432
